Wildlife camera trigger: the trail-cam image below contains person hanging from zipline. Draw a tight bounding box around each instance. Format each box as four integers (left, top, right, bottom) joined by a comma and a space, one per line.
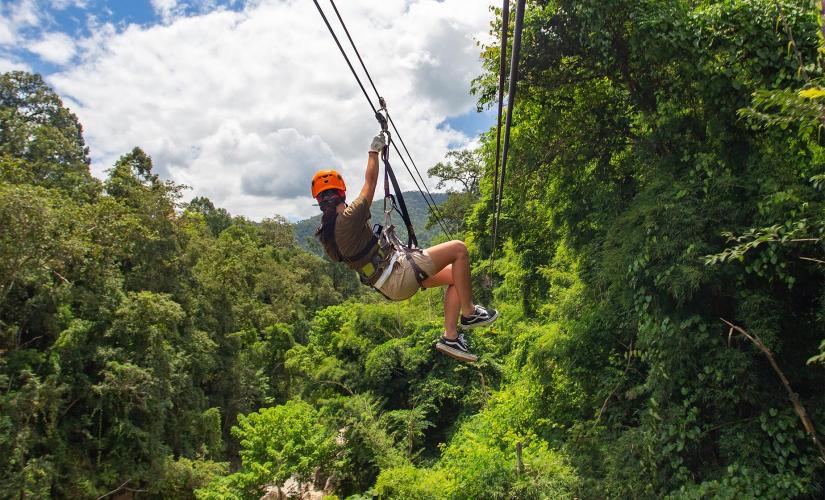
311, 132, 498, 363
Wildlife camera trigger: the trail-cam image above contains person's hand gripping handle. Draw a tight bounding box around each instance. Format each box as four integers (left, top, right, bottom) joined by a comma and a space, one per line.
369, 131, 386, 154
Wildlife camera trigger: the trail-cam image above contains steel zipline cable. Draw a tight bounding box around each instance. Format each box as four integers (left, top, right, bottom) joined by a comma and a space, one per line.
325, 0, 453, 240
312, 0, 377, 115
312, 0, 454, 240
489, 0, 509, 278
490, 0, 526, 276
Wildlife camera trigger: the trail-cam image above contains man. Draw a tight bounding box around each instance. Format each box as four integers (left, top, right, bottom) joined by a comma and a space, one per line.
312, 132, 498, 362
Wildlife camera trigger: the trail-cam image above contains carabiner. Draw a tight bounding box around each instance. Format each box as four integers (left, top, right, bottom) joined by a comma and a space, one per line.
375, 96, 389, 133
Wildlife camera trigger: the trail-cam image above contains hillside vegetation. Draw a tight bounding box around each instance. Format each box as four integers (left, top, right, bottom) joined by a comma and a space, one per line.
2, 0, 825, 498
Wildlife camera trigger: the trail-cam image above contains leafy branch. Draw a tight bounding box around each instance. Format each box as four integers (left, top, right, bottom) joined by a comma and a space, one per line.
722, 319, 825, 465
739, 1, 825, 133
704, 220, 821, 266
773, 0, 810, 83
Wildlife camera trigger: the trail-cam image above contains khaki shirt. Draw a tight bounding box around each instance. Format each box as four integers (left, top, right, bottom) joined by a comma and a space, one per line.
321, 196, 376, 270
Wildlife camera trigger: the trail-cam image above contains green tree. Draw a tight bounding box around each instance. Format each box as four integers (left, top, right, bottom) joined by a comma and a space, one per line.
185, 196, 233, 237
105, 147, 185, 293
466, 0, 825, 496
426, 148, 482, 235
198, 399, 337, 498
0, 71, 98, 200
259, 214, 295, 249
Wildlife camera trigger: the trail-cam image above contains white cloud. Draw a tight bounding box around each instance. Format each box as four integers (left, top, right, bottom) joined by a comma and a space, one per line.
50, 0, 88, 9
0, 0, 40, 46
49, 0, 494, 220
151, 0, 180, 23
236, 128, 338, 199
0, 56, 31, 72
0, 17, 15, 45
28, 31, 75, 64
11, 0, 39, 28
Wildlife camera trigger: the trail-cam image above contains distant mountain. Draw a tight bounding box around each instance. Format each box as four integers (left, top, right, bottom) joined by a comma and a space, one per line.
294, 191, 448, 253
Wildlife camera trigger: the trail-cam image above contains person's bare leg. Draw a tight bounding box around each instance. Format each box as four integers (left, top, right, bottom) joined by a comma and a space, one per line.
422, 240, 474, 316
422, 265, 453, 287
421, 266, 460, 338
443, 284, 460, 338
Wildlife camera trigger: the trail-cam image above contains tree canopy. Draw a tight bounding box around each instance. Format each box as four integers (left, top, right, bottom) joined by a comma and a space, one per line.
2, 0, 825, 498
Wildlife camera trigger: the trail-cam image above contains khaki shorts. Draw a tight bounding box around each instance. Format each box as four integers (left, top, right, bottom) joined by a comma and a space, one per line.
377, 250, 436, 301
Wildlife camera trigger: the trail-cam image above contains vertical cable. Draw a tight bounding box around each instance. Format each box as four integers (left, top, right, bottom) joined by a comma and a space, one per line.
490, 0, 526, 274
489, 0, 510, 276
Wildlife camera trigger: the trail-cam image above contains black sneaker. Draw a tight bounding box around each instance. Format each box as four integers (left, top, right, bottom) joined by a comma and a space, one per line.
436, 335, 478, 363
460, 305, 499, 329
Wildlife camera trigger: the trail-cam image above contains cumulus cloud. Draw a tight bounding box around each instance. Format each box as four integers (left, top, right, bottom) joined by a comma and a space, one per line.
49, 0, 88, 8
10, 0, 39, 28
28, 31, 75, 63
151, 0, 181, 23
236, 129, 338, 199
0, 56, 31, 72
0, 0, 39, 46
1, 0, 85, 56
49, 0, 494, 220
0, 17, 15, 45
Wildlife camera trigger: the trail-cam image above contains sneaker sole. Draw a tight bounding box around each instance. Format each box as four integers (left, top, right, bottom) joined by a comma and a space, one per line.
435, 342, 478, 363
460, 309, 500, 329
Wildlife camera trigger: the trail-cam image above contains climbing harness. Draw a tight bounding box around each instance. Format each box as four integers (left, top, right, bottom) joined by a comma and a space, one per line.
375, 100, 417, 249
489, 0, 526, 278
375, 101, 429, 289
316, 101, 429, 298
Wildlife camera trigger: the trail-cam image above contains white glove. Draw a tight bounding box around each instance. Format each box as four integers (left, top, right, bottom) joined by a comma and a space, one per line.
369, 132, 386, 153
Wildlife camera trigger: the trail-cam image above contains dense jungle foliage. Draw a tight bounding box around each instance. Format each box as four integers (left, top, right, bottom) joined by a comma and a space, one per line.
2, 0, 825, 498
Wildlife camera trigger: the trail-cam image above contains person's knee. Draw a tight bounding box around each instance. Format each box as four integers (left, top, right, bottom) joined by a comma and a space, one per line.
451, 240, 469, 260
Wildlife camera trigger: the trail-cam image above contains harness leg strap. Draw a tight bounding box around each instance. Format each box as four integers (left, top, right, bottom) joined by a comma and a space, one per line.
404, 252, 429, 288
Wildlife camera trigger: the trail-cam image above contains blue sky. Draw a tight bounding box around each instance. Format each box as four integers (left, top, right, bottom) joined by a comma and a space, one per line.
4, 1, 247, 73
443, 107, 496, 141
1, 0, 496, 219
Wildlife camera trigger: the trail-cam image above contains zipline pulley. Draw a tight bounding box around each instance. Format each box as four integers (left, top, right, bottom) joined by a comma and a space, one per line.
376, 97, 389, 134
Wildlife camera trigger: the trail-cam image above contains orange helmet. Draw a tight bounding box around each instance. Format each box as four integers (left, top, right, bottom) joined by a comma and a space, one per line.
311, 169, 346, 198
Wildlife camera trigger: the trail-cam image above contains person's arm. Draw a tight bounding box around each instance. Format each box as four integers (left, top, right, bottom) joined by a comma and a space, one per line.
358, 133, 386, 207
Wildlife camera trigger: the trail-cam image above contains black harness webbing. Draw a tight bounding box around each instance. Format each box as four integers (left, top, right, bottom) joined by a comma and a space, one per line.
318, 202, 427, 293
381, 144, 418, 249
403, 251, 429, 285
381, 140, 428, 288
320, 213, 377, 264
